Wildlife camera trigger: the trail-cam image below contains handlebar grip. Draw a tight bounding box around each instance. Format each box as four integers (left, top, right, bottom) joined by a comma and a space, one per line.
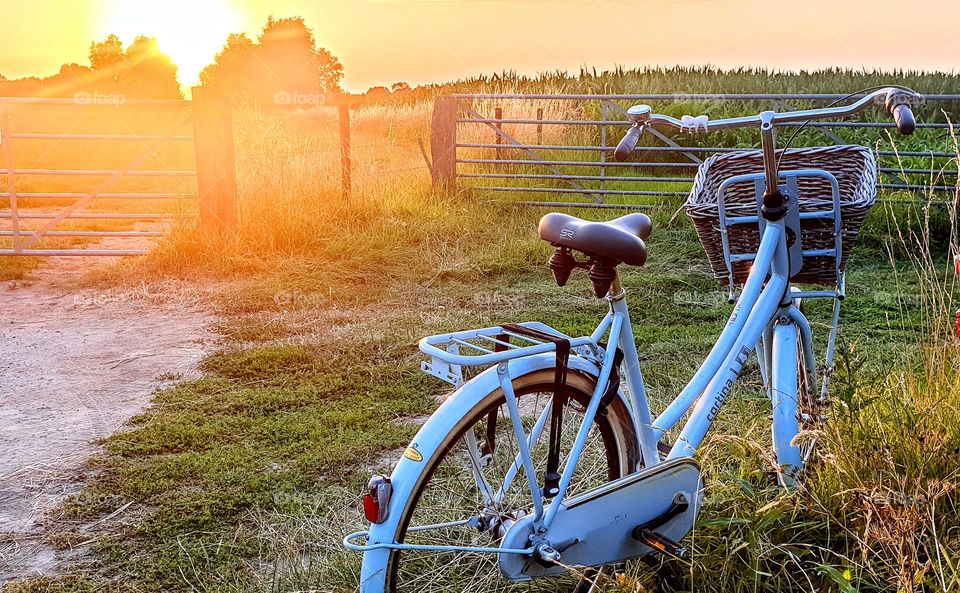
614, 125, 643, 162
893, 103, 916, 136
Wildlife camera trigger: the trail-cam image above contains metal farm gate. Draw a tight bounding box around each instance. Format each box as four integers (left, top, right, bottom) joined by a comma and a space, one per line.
0, 88, 237, 256
430, 93, 960, 209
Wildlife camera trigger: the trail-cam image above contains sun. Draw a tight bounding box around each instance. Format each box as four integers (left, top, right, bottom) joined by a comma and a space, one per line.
101, 0, 243, 88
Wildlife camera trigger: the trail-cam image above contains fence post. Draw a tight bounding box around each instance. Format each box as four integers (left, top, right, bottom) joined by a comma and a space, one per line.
431, 96, 458, 190
339, 100, 352, 201
191, 86, 238, 229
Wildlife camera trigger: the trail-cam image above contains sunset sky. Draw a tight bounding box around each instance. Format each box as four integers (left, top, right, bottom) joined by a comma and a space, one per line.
2, 0, 958, 93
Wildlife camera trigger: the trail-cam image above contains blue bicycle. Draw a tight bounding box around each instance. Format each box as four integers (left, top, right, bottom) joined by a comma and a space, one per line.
345, 87, 920, 592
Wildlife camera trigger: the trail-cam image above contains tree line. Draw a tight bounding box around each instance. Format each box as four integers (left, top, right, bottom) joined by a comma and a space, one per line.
1, 34, 180, 99
0, 16, 414, 105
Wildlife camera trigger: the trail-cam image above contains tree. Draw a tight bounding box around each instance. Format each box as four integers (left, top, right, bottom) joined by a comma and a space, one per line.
200, 33, 257, 92
200, 16, 343, 105
89, 34, 124, 72
0, 76, 41, 97
83, 34, 181, 98
41, 63, 94, 96
121, 36, 180, 98
58, 63, 92, 78
391, 82, 411, 93
365, 86, 391, 102
0, 34, 180, 99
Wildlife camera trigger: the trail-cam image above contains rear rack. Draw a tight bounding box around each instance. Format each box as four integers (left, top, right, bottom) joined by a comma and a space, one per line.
419, 322, 601, 387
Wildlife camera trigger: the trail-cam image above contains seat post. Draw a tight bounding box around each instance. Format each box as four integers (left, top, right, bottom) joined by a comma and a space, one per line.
607, 271, 626, 303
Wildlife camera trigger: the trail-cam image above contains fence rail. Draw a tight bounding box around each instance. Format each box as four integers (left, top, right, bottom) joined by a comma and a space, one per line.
433, 92, 960, 210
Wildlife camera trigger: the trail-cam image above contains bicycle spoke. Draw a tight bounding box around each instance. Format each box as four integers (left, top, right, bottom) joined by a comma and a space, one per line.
463, 429, 497, 506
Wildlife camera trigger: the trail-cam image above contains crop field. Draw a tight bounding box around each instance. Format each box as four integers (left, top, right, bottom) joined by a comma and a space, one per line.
5, 67, 960, 593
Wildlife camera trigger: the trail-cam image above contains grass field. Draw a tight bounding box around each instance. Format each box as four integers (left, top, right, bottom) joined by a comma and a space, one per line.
6, 67, 960, 593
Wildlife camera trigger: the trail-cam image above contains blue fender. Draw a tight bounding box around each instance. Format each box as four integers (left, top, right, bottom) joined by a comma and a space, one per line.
358, 352, 636, 591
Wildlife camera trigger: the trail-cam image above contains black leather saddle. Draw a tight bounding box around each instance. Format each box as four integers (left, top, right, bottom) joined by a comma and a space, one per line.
538, 212, 652, 266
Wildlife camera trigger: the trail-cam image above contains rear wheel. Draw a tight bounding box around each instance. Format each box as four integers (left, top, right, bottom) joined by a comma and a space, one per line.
384, 369, 640, 592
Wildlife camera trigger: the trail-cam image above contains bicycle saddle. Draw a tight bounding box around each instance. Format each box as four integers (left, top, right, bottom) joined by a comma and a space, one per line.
538, 212, 651, 266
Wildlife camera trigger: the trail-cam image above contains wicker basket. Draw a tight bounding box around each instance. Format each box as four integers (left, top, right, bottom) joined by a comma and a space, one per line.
685, 145, 877, 286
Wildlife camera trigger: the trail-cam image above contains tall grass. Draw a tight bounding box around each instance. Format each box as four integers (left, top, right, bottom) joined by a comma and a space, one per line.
379, 66, 960, 111
802, 190, 959, 591
816, 165, 959, 590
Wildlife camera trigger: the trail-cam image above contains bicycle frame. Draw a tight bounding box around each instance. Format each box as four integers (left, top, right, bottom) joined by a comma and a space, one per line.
538, 216, 792, 519
412, 165, 845, 530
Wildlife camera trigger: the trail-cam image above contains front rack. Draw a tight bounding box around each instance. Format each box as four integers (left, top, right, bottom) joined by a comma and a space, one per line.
716, 169, 845, 301
419, 322, 602, 387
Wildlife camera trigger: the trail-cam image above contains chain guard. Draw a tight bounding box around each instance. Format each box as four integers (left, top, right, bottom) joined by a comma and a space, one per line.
498, 457, 703, 581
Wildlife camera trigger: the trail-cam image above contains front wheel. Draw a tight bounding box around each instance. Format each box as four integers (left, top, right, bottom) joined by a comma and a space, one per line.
374, 368, 640, 593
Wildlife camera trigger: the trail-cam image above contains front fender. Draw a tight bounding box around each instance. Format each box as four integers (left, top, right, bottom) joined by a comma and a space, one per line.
359, 353, 634, 591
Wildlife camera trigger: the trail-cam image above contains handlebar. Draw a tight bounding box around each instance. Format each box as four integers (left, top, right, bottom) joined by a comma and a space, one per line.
613, 87, 920, 162
887, 91, 918, 135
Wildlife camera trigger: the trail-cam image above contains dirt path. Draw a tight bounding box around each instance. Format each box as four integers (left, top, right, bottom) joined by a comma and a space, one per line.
0, 238, 217, 582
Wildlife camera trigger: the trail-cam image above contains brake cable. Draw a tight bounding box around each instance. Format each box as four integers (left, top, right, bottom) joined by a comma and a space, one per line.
776, 84, 919, 169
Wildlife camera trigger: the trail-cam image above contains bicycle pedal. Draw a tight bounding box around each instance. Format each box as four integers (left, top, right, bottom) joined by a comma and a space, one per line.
634, 529, 689, 560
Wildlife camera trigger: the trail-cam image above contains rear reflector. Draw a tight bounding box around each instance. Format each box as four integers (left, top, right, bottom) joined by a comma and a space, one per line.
363, 494, 381, 523
364, 475, 392, 524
